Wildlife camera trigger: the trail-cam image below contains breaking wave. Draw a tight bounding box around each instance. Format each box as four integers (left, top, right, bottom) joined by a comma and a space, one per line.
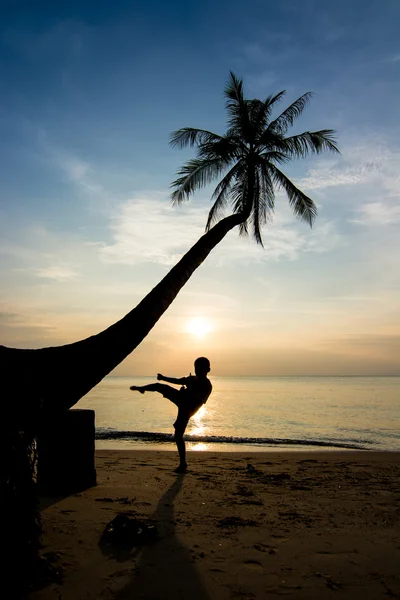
96, 429, 372, 450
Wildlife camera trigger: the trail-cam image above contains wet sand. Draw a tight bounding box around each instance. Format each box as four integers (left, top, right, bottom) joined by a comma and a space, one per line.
30, 450, 400, 599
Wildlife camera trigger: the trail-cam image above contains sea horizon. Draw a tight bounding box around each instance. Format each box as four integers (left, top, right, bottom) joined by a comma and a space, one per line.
77, 375, 400, 453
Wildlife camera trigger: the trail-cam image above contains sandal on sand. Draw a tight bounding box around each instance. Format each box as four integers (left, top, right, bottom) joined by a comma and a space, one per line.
102, 515, 158, 546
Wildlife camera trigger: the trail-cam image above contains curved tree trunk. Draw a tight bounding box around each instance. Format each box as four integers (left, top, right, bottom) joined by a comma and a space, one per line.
2, 211, 245, 425
1, 211, 245, 592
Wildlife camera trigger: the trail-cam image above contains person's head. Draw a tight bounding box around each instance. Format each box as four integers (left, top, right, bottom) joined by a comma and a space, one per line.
194, 356, 211, 376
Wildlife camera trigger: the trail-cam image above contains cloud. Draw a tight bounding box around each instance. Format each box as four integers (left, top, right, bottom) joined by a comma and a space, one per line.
99, 196, 208, 266
350, 201, 400, 226
209, 218, 342, 265
335, 334, 400, 348
297, 139, 400, 230
0, 308, 58, 348
98, 196, 342, 267
0, 224, 83, 280
298, 161, 379, 190
172, 290, 241, 314
319, 295, 386, 302
29, 132, 106, 197
33, 265, 80, 281
50, 149, 104, 195
0, 311, 19, 324
58, 156, 90, 183
298, 141, 399, 191
0, 240, 49, 262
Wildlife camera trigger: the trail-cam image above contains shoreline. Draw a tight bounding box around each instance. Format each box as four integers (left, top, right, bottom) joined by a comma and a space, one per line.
31, 449, 400, 599
95, 440, 373, 452
94, 448, 400, 458
95, 435, 387, 452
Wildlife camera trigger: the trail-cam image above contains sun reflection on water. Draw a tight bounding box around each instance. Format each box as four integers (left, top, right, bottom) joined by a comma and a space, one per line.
189, 405, 206, 437
188, 442, 211, 451
186, 405, 210, 449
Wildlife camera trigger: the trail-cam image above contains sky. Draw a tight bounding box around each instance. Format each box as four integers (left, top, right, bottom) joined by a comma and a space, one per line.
1, 0, 400, 377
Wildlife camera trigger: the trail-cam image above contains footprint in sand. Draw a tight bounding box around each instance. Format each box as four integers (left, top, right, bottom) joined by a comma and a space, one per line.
244, 559, 263, 571
254, 543, 276, 554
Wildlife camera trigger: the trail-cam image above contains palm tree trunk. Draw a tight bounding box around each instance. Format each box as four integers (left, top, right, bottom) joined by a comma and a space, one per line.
1, 211, 245, 591
2, 211, 245, 424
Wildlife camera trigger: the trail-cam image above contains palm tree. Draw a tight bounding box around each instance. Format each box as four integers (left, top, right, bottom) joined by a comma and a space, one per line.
2, 72, 339, 422
171, 72, 339, 243
1, 72, 338, 590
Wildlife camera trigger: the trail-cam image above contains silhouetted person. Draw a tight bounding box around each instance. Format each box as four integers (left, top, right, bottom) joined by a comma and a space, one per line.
130, 357, 212, 473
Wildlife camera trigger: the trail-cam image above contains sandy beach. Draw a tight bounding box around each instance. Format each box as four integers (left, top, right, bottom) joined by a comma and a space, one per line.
30, 450, 400, 600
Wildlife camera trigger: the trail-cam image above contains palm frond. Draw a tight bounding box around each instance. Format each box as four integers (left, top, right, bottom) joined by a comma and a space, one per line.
224, 71, 244, 104
169, 128, 222, 149
198, 136, 243, 162
258, 162, 276, 217
281, 129, 340, 158
251, 163, 276, 246
206, 161, 245, 230
265, 90, 286, 109
170, 157, 229, 205
247, 99, 271, 141
256, 129, 287, 152
230, 177, 248, 219
268, 92, 313, 134
251, 169, 264, 246
269, 164, 317, 226
261, 91, 286, 127
238, 220, 249, 237
225, 129, 252, 152
224, 72, 251, 141
170, 71, 339, 242
260, 150, 290, 164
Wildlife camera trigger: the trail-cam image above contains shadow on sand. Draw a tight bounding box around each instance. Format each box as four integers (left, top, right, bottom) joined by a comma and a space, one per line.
114, 473, 211, 600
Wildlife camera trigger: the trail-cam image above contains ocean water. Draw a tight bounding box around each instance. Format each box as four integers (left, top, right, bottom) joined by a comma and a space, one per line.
77, 376, 400, 452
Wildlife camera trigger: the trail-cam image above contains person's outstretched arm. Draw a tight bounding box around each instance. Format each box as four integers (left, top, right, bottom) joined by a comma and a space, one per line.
157, 373, 186, 385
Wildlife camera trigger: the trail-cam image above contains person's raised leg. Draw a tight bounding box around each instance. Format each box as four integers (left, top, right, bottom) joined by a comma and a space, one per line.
129, 385, 145, 394
130, 383, 172, 395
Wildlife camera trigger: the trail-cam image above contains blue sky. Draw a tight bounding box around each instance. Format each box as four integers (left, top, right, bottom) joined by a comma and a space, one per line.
1, 0, 400, 376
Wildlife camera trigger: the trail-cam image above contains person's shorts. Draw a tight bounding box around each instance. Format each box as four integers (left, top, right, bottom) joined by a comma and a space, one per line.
157, 383, 199, 434
157, 383, 181, 405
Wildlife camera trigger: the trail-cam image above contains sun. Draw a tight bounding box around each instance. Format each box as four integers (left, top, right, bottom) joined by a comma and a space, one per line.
186, 317, 212, 338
